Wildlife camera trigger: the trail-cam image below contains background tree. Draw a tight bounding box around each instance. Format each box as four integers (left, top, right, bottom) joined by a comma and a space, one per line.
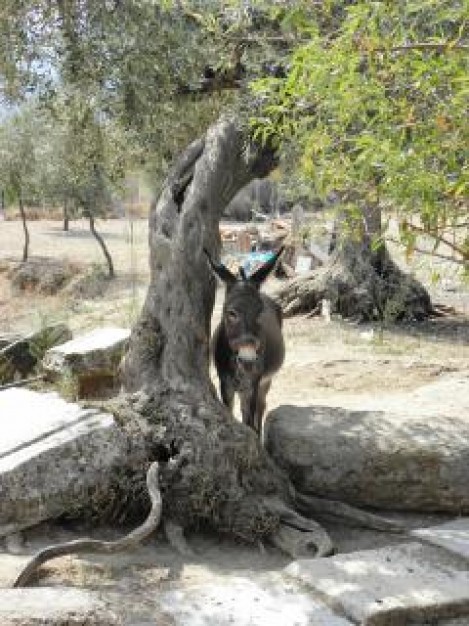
0, 106, 44, 261
49, 92, 129, 278
0, 1, 236, 262
248, 1, 468, 319
0, 1, 233, 179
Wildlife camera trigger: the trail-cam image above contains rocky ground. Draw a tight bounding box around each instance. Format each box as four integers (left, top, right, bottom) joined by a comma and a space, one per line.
0, 218, 468, 624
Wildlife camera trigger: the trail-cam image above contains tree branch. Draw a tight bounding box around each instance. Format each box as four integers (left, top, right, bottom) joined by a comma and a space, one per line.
375, 42, 469, 53
402, 222, 468, 261
13, 462, 162, 587
225, 37, 469, 53
386, 236, 466, 265
226, 35, 302, 45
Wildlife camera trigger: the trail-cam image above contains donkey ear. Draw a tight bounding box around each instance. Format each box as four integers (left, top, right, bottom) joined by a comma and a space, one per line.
203, 248, 237, 285
249, 246, 284, 287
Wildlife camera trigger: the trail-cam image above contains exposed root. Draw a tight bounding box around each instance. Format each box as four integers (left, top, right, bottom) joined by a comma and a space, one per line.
272, 524, 331, 559
4, 531, 25, 555
294, 490, 404, 533
13, 462, 162, 588
164, 520, 194, 557
264, 497, 334, 558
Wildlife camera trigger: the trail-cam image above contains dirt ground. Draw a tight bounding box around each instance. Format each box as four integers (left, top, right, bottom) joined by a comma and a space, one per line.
0, 218, 468, 623
1, 218, 467, 402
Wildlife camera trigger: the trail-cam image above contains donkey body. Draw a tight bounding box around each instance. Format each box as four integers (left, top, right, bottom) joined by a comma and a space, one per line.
206, 248, 285, 437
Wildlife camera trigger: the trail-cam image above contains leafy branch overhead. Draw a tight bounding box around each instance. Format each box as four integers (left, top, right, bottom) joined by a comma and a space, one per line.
0, 1, 467, 268
249, 1, 468, 266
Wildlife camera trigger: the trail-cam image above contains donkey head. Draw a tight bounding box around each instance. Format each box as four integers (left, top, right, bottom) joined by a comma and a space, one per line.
205, 247, 283, 366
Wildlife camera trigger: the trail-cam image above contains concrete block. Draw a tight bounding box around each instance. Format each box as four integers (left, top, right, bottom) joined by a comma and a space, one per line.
43, 326, 130, 397
285, 542, 469, 625
412, 518, 469, 561
0, 388, 129, 537
43, 327, 130, 375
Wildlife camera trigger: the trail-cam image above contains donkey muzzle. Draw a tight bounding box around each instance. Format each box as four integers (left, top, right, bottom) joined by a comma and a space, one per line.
236, 344, 259, 363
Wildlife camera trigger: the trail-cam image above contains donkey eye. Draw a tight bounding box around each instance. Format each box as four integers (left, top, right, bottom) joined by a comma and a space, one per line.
227, 309, 239, 322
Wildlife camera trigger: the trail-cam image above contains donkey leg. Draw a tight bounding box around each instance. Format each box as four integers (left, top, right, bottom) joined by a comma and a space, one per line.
240, 381, 260, 435
220, 376, 235, 413
255, 378, 271, 437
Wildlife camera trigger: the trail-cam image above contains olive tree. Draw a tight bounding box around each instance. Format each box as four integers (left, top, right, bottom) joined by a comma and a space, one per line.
250, 1, 468, 319
0, 107, 43, 261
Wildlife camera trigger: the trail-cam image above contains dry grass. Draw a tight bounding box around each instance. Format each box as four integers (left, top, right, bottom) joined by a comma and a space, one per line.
0, 218, 149, 274
0, 218, 148, 333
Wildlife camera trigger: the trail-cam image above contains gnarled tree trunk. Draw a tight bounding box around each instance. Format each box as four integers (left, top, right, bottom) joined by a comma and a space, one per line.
276, 204, 433, 322
118, 117, 298, 544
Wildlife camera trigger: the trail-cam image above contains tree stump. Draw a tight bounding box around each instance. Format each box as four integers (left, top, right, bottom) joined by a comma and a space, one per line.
275, 207, 433, 322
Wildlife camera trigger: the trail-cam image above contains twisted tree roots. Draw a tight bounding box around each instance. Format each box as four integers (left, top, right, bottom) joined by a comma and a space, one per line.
13, 462, 162, 588
12, 459, 405, 588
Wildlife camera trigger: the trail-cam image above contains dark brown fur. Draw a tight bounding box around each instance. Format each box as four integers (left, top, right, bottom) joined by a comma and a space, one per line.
205, 248, 284, 437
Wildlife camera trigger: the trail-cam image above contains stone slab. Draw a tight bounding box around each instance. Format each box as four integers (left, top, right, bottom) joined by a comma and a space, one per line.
0, 588, 119, 625
264, 374, 469, 512
0, 388, 129, 537
0, 323, 72, 382
157, 572, 353, 626
412, 518, 469, 561
0, 388, 94, 457
285, 542, 469, 626
43, 326, 130, 376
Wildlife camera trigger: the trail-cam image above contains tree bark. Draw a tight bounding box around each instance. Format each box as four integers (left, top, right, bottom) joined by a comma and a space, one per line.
87, 212, 115, 279
18, 190, 29, 262
63, 198, 69, 231
118, 117, 295, 544
276, 204, 433, 322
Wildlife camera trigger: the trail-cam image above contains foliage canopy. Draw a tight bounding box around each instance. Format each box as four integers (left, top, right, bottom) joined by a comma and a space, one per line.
250, 1, 468, 265
0, 1, 467, 266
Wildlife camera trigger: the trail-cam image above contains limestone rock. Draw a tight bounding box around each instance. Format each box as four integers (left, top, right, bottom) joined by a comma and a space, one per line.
411, 518, 469, 561
43, 327, 130, 397
0, 388, 130, 537
0, 323, 72, 383
8, 257, 79, 295
264, 375, 469, 512
0, 333, 21, 350
158, 572, 353, 626
286, 542, 469, 625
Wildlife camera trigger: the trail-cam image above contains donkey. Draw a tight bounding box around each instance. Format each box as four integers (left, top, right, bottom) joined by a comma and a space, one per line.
205, 247, 285, 438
